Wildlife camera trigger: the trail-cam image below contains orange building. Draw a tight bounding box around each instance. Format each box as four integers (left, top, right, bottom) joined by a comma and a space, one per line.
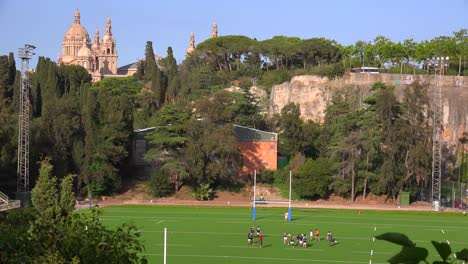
233, 125, 278, 177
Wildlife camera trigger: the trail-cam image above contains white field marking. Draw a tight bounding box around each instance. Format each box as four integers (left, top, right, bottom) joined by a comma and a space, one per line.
102, 210, 468, 225
218, 245, 257, 249
442, 229, 445, 234
370, 250, 373, 256
284, 248, 326, 252
373, 237, 375, 242
447, 240, 451, 245
139, 253, 370, 263
352, 251, 392, 255
152, 244, 192, 247
155, 220, 165, 224
374, 227, 376, 231
136, 230, 468, 245
100, 213, 468, 229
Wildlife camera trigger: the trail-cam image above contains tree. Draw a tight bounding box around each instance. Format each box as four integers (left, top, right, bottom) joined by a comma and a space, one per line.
294, 158, 334, 199
184, 119, 243, 188
31, 158, 58, 219
149, 168, 174, 197
453, 29, 468, 76
59, 174, 76, 216
278, 103, 304, 157
163, 47, 181, 101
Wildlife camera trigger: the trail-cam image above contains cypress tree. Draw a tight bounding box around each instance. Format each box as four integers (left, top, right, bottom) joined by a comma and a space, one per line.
144, 41, 157, 82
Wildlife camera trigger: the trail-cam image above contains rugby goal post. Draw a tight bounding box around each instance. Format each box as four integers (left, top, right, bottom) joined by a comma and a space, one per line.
252, 170, 292, 222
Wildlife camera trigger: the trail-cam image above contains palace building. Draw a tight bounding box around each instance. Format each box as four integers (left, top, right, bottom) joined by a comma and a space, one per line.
59, 9, 135, 82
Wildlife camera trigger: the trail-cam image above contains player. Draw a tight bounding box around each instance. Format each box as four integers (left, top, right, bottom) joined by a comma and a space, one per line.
258, 233, 263, 248
283, 232, 288, 244
309, 229, 313, 240
298, 234, 303, 246
315, 228, 320, 241
250, 226, 255, 235
289, 235, 295, 246
248, 232, 252, 245
327, 231, 337, 245
284, 212, 289, 221
302, 234, 307, 248
256, 226, 261, 236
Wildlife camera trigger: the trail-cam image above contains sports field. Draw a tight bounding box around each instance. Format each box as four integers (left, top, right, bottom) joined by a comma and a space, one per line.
100, 205, 468, 263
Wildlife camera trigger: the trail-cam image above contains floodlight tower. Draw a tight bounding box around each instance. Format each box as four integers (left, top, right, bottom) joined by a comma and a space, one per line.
17, 44, 35, 198
431, 56, 448, 211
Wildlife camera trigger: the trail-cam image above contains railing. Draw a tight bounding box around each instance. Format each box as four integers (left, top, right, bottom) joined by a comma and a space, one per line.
0, 191, 9, 204
0, 200, 20, 211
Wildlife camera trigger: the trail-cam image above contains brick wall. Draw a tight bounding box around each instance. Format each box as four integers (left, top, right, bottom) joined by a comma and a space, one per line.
239, 141, 277, 176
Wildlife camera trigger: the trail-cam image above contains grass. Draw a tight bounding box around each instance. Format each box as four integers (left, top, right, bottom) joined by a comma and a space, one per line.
99, 205, 468, 264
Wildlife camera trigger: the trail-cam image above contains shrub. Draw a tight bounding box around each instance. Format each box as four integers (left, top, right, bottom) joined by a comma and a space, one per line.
193, 183, 214, 201
149, 169, 174, 197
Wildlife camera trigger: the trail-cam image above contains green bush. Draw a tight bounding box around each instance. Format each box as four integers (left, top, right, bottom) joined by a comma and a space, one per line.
193, 183, 214, 200
308, 64, 344, 79
258, 70, 291, 88
149, 169, 174, 197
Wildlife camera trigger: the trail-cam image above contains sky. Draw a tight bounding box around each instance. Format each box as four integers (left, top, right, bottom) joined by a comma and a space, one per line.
0, 0, 467, 68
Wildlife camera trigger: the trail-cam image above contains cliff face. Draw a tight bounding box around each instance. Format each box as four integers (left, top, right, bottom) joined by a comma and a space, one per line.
269, 73, 468, 145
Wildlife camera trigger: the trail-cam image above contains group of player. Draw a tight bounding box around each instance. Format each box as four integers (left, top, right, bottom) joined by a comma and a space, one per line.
283, 228, 337, 247
247, 226, 263, 248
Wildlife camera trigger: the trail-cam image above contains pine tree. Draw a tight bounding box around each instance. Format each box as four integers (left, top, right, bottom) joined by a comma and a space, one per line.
31, 159, 58, 219
59, 174, 75, 216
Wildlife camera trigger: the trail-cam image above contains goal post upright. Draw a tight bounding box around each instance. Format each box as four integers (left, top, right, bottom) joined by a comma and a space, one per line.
163, 227, 167, 264
288, 170, 292, 222
251, 169, 292, 221
252, 170, 257, 220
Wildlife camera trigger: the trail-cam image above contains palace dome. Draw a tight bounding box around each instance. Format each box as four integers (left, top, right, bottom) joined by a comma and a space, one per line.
77, 43, 92, 58
63, 9, 91, 45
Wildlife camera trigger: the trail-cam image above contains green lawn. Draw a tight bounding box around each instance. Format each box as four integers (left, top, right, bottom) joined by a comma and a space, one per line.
99, 205, 468, 264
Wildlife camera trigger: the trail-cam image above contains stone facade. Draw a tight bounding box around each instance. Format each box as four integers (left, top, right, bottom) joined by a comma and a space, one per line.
60, 9, 119, 81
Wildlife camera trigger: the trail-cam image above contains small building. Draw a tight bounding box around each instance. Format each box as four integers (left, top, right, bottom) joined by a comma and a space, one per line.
132, 125, 278, 179
233, 125, 278, 177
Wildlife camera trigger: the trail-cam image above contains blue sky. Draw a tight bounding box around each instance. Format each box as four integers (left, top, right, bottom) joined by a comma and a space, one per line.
0, 0, 466, 68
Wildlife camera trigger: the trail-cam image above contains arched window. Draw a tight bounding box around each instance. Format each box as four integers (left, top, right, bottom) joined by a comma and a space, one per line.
107, 48, 110, 54
83, 61, 87, 68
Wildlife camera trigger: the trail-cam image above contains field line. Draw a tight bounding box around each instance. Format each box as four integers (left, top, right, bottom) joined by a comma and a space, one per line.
152, 243, 192, 247
284, 248, 325, 251
140, 253, 371, 263
218, 245, 259, 249
100, 215, 468, 230
138, 230, 468, 245
103, 209, 468, 224
352, 251, 392, 255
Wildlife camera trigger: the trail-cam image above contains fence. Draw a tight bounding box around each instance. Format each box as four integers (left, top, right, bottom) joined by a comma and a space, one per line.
440, 180, 467, 210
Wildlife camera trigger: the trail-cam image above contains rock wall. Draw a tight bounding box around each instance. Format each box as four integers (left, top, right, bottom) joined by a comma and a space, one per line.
270, 73, 468, 145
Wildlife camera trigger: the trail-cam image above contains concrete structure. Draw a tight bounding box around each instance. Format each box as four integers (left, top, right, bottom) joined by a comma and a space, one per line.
60, 9, 136, 82
234, 125, 278, 177
0, 191, 20, 211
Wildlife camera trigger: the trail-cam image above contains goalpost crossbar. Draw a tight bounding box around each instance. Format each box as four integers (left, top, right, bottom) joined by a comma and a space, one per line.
252, 170, 293, 221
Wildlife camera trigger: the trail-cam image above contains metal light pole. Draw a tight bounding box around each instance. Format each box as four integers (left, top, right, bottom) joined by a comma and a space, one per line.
17, 44, 35, 201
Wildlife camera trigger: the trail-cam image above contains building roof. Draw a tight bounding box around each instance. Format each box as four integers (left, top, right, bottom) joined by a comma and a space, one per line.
233, 124, 277, 142
118, 61, 139, 71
